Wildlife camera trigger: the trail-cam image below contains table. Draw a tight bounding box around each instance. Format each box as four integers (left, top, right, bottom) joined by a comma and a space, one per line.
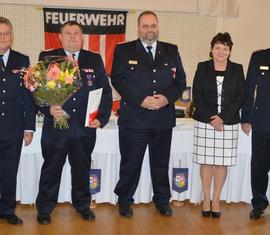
17, 119, 268, 205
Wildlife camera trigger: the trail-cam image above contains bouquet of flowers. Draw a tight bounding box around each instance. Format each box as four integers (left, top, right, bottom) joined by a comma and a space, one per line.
22, 56, 81, 129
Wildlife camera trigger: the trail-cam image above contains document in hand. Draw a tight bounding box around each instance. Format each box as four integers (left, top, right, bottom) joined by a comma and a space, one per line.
84, 88, 103, 127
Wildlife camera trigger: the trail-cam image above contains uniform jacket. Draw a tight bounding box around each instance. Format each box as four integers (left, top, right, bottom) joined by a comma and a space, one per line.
192, 60, 245, 125
39, 48, 112, 138
0, 49, 36, 139
111, 39, 186, 129
241, 48, 270, 132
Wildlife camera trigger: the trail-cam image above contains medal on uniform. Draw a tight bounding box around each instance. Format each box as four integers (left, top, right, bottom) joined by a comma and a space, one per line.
87, 80, 93, 86
172, 67, 176, 79
82, 68, 95, 87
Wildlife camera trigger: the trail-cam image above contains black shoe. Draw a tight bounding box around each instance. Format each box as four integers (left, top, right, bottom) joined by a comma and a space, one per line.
201, 210, 211, 217
249, 209, 264, 220
1, 214, 23, 225
118, 203, 133, 218
156, 204, 173, 217
80, 209, 95, 221
37, 213, 51, 225
0, 214, 22, 224
211, 211, 221, 218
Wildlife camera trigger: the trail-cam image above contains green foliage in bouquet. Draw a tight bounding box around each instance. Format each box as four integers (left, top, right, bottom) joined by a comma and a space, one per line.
23, 56, 82, 129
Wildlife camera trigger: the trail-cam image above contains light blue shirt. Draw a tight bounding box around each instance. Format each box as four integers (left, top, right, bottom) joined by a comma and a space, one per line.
1, 48, 10, 66
140, 40, 157, 59
64, 50, 80, 60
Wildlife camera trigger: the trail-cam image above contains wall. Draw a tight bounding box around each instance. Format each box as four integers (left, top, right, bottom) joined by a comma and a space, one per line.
1, 1, 268, 77
0, 4, 217, 85
219, 0, 270, 73
0, 0, 197, 13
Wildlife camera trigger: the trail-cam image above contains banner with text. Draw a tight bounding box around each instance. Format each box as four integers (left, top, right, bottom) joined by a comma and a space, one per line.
43, 8, 127, 75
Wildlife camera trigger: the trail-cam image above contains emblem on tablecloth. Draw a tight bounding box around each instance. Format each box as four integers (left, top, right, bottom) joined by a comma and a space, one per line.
179, 86, 191, 103
89, 168, 101, 195
172, 168, 188, 193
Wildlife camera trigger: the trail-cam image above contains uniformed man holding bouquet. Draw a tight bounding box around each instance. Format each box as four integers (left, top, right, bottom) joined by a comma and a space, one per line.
35, 21, 112, 224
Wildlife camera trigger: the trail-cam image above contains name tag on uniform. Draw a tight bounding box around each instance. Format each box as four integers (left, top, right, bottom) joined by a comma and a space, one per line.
260, 66, 269, 70
128, 60, 138, 65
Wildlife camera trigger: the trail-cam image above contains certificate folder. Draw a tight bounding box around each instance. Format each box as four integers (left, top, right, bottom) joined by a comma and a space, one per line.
84, 88, 103, 126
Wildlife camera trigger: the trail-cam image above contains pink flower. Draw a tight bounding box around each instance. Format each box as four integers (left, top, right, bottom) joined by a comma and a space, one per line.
65, 75, 74, 84
29, 86, 36, 92
47, 65, 61, 80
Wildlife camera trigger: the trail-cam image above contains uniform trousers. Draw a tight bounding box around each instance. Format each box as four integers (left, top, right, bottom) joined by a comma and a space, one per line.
0, 138, 23, 215
114, 126, 172, 206
251, 131, 270, 210
36, 135, 96, 214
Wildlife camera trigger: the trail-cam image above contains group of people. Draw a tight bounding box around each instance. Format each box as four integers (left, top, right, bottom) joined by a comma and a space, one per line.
0, 10, 269, 226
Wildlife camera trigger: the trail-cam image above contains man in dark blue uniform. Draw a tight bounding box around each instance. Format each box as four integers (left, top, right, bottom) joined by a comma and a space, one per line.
0, 17, 36, 225
111, 11, 186, 218
36, 21, 112, 224
242, 49, 270, 219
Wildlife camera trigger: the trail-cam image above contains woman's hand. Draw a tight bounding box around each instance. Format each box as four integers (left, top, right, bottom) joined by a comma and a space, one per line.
210, 115, 224, 132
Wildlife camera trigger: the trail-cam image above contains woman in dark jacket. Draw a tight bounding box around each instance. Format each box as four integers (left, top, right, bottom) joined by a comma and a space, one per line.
192, 32, 245, 218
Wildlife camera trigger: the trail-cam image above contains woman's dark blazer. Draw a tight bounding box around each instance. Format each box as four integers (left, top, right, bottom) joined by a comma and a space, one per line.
192, 60, 245, 125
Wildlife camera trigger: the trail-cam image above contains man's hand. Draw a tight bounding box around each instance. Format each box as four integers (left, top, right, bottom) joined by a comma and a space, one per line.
152, 94, 169, 109
241, 123, 252, 136
89, 119, 101, 128
210, 115, 224, 132
50, 105, 64, 121
141, 96, 157, 109
141, 95, 169, 110
24, 132, 33, 146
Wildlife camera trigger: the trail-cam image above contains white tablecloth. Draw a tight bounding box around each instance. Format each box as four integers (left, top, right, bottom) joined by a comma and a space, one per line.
17, 119, 268, 205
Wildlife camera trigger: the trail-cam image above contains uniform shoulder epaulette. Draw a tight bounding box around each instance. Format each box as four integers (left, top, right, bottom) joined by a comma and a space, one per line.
11, 50, 29, 58
87, 49, 100, 55
117, 41, 126, 45
19, 51, 29, 58
159, 41, 177, 49
41, 48, 54, 52
253, 49, 264, 53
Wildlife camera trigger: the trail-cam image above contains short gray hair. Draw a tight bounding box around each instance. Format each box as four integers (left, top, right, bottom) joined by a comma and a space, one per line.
0, 16, 13, 31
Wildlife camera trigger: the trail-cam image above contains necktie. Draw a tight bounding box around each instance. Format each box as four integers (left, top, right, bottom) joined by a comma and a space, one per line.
71, 53, 77, 61
0, 55, 5, 72
146, 46, 154, 65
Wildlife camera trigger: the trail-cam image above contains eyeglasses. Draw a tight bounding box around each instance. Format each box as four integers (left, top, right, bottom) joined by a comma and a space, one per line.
0, 32, 11, 37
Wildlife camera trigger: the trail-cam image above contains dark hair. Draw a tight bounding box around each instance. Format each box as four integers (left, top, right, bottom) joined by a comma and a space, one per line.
209, 32, 233, 57
137, 11, 158, 25
0, 16, 13, 31
60, 21, 83, 34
